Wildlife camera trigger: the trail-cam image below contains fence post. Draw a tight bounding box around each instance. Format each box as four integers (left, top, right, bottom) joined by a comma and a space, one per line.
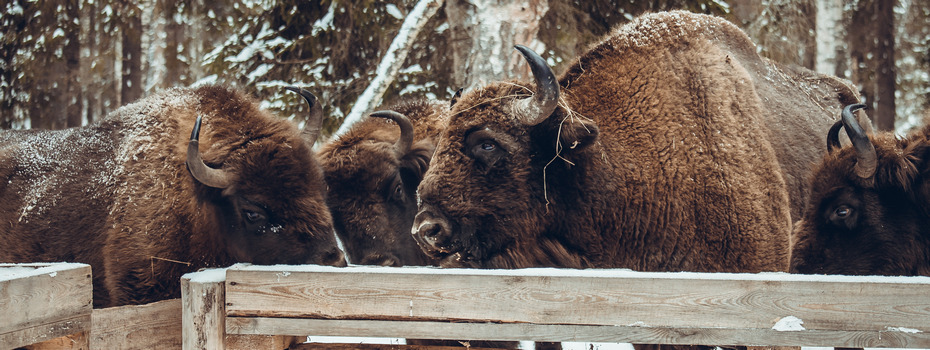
181, 268, 228, 350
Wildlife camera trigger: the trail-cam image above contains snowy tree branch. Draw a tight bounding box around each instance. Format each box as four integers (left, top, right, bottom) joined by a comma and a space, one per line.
334, 0, 444, 137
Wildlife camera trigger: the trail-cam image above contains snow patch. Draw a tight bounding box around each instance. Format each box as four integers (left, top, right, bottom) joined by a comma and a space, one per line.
772, 316, 805, 331
312, 2, 336, 35
183, 267, 231, 284
385, 4, 404, 20
886, 326, 922, 334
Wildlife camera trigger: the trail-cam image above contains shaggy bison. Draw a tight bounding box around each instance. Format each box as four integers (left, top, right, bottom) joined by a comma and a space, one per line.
317, 99, 446, 266
0, 85, 345, 307
791, 104, 930, 276
412, 10, 854, 272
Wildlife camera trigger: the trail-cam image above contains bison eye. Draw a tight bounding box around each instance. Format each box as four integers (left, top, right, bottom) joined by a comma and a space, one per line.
244, 210, 266, 224
392, 182, 405, 202
465, 129, 508, 170
834, 206, 851, 218
827, 204, 857, 230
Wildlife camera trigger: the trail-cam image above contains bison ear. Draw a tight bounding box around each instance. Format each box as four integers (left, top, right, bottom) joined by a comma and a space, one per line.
552, 115, 599, 153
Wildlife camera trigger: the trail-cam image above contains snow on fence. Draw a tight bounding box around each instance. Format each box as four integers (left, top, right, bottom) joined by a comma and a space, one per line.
183, 264, 930, 350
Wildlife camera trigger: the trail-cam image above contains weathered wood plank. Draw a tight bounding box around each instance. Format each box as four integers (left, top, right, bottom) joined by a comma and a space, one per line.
290, 342, 515, 350
90, 298, 182, 350
225, 265, 930, 335
0, 315, 90, 350
21, 331, 89, 350
182, 268, 228, 350
226, 317, 930, 348
0, 263, 92, 349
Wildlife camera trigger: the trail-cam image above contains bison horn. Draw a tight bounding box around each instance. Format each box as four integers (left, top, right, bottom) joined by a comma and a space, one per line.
512, 45, 560, 126
826, 119, 843, 152
370, 110, 414, 158
285, 86, 323, 146
187, 115, 233, 189
841, 103, 877, 179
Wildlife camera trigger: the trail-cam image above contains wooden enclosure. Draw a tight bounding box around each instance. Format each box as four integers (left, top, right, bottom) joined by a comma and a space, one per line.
183, 264, 930, 350
0, 263, 92, 349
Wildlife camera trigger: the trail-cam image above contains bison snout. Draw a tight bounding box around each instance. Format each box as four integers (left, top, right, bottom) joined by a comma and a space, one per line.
317, 247, 348, 267
359, 253, 401, 267
413, 209, 453, 255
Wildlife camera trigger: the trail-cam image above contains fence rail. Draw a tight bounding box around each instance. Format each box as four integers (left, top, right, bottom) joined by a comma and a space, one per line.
183, 264, 930, 350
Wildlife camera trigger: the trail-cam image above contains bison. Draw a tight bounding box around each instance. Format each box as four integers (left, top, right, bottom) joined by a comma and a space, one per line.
0, 85, 345, 307
317, 99, 446, 266
791, 104, 930, 276
411, 10, 858, 273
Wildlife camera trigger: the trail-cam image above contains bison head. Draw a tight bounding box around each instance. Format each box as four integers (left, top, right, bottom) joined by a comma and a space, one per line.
412, 46, 599, 268
319, 107, 435, 266
185, 86, 345, 267
791, 104, 930, 276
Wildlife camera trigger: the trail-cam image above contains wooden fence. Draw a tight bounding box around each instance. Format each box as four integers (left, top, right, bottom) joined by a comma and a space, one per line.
1, 263, 183, 350
183, 264, 930, 350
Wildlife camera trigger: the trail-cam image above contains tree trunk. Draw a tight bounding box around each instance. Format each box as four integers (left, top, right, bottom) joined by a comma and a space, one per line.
162, 0, 183, 88
120, 1, 144, 105
815, 0, 843, 76
445, 0, 550, 90
874, 0, 896, 131
65, 0, 83, 127
849, 0, 897, 131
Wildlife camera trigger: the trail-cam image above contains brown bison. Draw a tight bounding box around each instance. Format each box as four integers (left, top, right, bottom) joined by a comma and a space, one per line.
317, 99, 446, 266
0, 85, 345, 307
412, 10, 853, 272
791, 104, 930, 276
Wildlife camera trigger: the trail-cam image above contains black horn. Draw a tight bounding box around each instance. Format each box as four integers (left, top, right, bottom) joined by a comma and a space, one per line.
826, 119, 843, 152
512, 45, 560, 126
370, 110, 414, 158
841, 103, 877, 179
286, 86, 323, 146
186, 115, 233, 189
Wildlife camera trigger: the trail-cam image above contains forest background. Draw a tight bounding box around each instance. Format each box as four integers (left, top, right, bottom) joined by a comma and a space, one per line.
1, 0, 927, 139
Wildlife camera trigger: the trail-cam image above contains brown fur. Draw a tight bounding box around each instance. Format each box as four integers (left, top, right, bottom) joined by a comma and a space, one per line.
414, 11, 798, 273
791, 121, 930, 276
318, 99, 445, 266
0, 85, 344, 307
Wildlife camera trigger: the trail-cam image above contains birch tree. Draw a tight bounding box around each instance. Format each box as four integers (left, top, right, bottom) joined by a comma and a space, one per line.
815, 0, 844, 76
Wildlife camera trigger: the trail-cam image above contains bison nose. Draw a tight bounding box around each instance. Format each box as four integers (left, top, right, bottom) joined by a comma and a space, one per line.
317, 247, 347, 267
415, 217, 451, 250
359, 253, 401, 267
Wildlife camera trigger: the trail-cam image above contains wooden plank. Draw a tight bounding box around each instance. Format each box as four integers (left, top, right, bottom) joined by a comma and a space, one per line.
0, 263, 92, 349
0, 315, 89, 350
21, 331, 88, 350
182, 268, 228, 350
225, 266, 930, 334
227, 317, 930, 348
225, 334, 302, 350
90, 298, 182, 350
290, 342, 515, 350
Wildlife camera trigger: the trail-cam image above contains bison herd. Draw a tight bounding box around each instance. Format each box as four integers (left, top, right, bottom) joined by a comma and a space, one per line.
1, 9, 927, 342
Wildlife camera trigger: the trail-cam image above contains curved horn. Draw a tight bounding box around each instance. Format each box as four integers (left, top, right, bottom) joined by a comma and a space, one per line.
285, 86, 323, 146
512, 45, 560, 126
826, 119, 843, 152
186, 115, 233, 189
841, 103, 877, 179
370, 110, 414, 158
